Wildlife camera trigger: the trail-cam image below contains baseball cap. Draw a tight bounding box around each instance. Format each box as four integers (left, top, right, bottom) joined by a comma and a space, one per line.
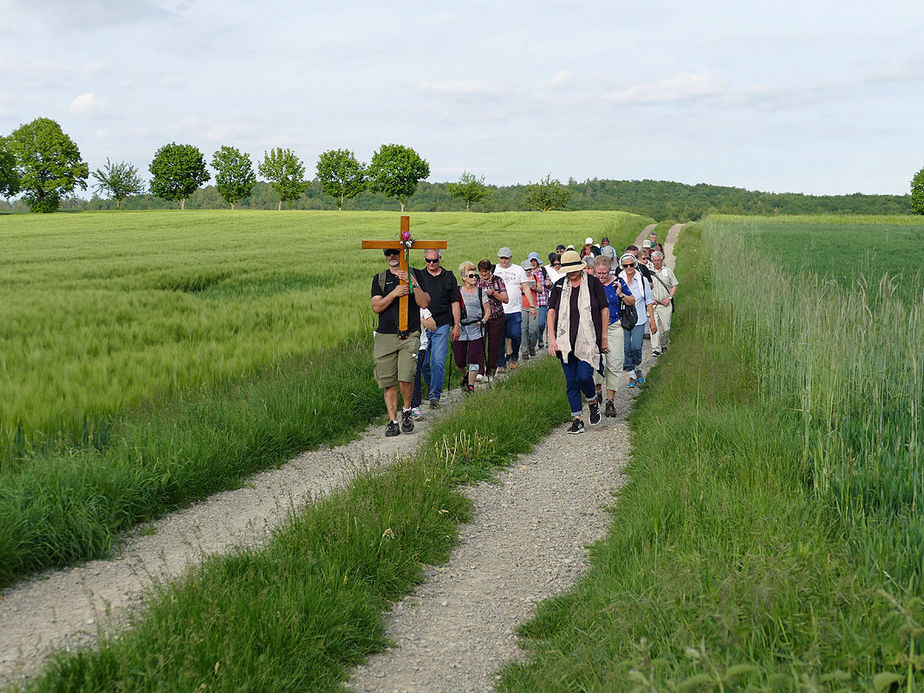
584, 237, 593, 245
498, 247, 512, 258
642, 240, 652, 249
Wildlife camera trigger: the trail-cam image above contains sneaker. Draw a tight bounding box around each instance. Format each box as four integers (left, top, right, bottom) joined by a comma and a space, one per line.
604, 400, 617, 417
596, 391, 603, 405
411, 407, 424, 421
429, 398, 440, 410
627, 377, 636, 389
475, 374, 485, 382
529, 347, 536, 356
509, 362, 518, 369
652, 349, 661, 357
589, 402, 601, 426
537, 341, 545, 349
401, 409, 414, 433
567, 418, 585, 434
635, 369, 645, 385
521, 353, 530, 361
496, 366, 507, 375
385, 420, 400, 437
463, 383, 474, 394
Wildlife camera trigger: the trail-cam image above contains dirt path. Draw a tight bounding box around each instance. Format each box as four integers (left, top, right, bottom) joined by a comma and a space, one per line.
0, 394, 464, 683
348, 227, 684, 692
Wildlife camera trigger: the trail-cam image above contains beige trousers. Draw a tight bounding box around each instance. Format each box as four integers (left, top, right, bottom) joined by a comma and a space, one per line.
594, 321, 625, 393
651, 303, 672, 352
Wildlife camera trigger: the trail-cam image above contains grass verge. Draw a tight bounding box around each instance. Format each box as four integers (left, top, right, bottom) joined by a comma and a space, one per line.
18, 356, 569, 691
499, 222, 923, 690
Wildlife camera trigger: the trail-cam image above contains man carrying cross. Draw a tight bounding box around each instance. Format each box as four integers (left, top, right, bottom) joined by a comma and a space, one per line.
371, 247, 431, 437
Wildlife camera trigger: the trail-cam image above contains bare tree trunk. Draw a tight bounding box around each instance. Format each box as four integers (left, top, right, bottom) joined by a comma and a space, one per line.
400, 201, 405, 212
277, 200, 282, 211
181, 198, 186, 210
230, 203, 235, 210
466, 199, 470, 211
339, 194, 344, 210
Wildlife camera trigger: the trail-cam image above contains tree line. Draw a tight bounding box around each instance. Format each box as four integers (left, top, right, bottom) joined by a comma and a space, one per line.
2, 117, 922, 218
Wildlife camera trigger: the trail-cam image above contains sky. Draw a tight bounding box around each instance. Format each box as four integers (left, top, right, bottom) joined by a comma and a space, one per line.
2, 0, 923, 196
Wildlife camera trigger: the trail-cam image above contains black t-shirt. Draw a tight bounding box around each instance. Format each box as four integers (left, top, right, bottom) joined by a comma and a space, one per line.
417, 267, 459, 327
371, 268, 424, 334
547, 275, 607, 352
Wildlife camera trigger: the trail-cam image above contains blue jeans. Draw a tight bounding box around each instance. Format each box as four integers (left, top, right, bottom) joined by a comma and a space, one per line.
560, 355, 596, 417
424, 323, 451, 401
498, 311, 522, 367
623, 323, 645, 372
536, 305, 548, 347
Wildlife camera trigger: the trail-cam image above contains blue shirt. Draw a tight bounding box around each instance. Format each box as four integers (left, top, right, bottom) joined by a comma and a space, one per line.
601, 277, 630, 325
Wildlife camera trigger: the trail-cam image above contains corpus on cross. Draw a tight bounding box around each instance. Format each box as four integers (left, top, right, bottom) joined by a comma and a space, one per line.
362, 215, 447, 338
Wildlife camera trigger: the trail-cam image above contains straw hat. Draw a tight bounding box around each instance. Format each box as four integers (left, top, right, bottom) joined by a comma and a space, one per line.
558, 250, 585, 274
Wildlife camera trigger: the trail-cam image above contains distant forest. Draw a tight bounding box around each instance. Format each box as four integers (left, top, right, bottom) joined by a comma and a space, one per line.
44, 178, 912, 220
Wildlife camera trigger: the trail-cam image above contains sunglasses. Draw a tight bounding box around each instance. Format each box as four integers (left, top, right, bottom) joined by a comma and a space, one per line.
498, 256, 510, 260
552, 262, 561, 267
465, 273, 477, 278
384, 249, 400, 257
425, 258, 440, 264
621, 263, 635, 268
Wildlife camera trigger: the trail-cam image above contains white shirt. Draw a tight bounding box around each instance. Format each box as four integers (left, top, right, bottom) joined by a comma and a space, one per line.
494, 263, 528, 314
419, 308, 432, 349
618, 271, 652, 327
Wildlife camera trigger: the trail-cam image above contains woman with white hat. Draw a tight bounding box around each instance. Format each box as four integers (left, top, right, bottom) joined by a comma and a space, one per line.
546, 250, 609, 434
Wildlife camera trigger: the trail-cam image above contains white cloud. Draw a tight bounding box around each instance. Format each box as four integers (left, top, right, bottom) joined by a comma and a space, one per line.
68, 92, 105, 115
413, 79, 502, 97
549, 69, 573, 88
605, 72, 727, 104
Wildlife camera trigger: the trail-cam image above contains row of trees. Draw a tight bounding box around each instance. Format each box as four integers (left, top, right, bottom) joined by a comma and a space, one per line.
0, 117, 450, 213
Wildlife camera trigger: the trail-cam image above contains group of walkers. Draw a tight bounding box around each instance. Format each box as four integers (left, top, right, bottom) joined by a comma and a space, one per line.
369, 230, 678, 437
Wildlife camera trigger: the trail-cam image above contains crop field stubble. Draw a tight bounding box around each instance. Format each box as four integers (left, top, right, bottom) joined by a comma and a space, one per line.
0, 209, 650, 585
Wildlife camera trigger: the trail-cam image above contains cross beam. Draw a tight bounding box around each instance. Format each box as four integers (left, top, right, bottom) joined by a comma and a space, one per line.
363, 216, 447, 337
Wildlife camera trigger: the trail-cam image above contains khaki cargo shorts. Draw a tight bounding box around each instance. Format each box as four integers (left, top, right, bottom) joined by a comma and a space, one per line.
373, 331, 421, 388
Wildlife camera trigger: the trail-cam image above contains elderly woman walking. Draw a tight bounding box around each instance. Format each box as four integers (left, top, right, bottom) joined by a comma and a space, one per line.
618, 253, 655, 388
547, 250, 609, 434
594, 255, 630, 416
453, 261, 491, 393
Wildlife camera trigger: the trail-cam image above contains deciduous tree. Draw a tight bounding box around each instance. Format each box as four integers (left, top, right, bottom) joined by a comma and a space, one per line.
912, 166, 924, 215
149, 143, 210, 210
211, 146, 256, 209
525, 174, 571, 212
7, 118, 88, 213
447, 171, 489, 211
92, 158, 144, 209
366, 144, 429, 212
258, 148, 309, 211
315, 149, 365, 210
0, 136, 20, 205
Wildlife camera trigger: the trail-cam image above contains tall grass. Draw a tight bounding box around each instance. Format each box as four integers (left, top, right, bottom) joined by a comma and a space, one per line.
20, 356, 569, 692
501, 218, 923, 690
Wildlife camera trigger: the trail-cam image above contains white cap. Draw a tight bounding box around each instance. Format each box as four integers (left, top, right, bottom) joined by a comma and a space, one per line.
584, 237, 593, 245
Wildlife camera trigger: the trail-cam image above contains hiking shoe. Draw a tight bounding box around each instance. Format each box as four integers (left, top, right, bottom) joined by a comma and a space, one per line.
635, 369, 645, 385
652, 349, 661, 357
567, 418, 585, 434
589, 402, 601, 426
521, 353, 530, 361
411, 407, 424, 421
596, 391, 603, 404
529, 347, 536, 356
401, 409, 414, 433
604, 400, 617, 418
627, 377, 636, 389
429, 398, 440, 409
385, 420, 400, 437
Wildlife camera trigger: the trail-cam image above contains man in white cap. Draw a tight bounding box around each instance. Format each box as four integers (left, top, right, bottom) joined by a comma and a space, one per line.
649, 250, 678, 356
494, 247, 534, 371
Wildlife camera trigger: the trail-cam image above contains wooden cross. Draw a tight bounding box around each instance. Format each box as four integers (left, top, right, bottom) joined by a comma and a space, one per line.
363, 215, 447, 337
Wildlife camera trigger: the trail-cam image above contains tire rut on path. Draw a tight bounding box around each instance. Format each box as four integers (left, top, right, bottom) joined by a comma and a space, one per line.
0, 399, 459, 683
